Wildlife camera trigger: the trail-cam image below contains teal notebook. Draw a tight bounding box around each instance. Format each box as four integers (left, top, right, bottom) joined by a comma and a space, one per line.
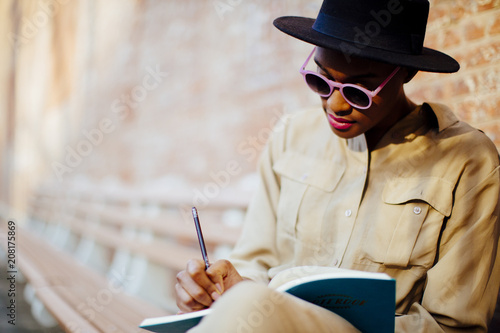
139, 267, 395, 333
139, 308, 210, 333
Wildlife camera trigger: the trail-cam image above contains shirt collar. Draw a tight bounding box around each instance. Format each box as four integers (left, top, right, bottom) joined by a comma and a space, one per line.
345, 102, 460, 151
365, 103, 460, 150
423, 102, 460, 132
396, 102, 460, 137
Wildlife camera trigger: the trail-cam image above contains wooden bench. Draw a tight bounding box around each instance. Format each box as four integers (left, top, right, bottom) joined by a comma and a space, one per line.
0, 181, 250, 332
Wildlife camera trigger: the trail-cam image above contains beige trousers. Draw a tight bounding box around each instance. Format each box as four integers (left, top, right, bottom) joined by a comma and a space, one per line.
188, 281, 361, 333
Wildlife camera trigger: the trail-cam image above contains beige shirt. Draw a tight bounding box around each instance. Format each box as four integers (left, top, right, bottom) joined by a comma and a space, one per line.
230, 103, 500, 332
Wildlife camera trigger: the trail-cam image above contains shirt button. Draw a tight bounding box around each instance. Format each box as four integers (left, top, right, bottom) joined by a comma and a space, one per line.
413, 206, 422, 215
345, 209, 352, 217
332, 258, 339, 266
301, 173, 309, 181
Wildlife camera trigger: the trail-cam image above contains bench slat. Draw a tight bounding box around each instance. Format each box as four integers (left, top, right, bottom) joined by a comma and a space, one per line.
5, 226, 170, 332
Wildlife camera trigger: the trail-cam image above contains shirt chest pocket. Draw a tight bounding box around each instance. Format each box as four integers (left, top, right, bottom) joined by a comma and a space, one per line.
367, 177, 453, 269
273, 152, 345, 250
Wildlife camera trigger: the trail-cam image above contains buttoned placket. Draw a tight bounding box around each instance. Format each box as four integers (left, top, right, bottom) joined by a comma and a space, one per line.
322, 135, 369, 268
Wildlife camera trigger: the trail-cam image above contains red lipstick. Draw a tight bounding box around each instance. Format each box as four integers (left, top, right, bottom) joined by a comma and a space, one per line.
327, 113, 354, 130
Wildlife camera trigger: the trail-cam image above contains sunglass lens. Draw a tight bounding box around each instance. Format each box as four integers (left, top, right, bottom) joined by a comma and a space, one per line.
305, 74, 331, 96
342, 86, 370, 108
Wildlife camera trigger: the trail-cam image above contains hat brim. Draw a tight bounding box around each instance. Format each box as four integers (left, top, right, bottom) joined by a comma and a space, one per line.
274, 16, 459, 73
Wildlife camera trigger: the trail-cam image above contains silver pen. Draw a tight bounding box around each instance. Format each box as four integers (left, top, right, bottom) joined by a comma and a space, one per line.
191, 207, 210, 270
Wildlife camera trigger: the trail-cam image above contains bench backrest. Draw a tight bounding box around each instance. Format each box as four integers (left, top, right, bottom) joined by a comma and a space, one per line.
26, 182, 250, 312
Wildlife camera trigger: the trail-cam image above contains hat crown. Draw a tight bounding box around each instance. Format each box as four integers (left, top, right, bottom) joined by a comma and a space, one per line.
312, 0, 429, 55
272, 0, 460, 72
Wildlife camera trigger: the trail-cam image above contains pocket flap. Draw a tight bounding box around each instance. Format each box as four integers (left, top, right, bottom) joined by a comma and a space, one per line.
383, 177, 453, 216
273, 152, 345, 192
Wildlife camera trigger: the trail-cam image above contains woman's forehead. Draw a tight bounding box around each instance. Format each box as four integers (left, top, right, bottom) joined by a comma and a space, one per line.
315, 46, 392, 76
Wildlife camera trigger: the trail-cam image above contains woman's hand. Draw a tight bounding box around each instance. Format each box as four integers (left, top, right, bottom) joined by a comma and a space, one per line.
175, 259, 244, 313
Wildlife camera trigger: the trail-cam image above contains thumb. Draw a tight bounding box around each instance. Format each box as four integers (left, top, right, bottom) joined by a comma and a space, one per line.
206, 266, 225, 298
211, 274, 225, 296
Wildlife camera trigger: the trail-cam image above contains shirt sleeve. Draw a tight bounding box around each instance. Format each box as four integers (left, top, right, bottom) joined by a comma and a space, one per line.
396, 163, 500, 332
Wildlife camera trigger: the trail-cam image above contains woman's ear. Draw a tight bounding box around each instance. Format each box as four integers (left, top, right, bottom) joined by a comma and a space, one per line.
404, 68, 419, 83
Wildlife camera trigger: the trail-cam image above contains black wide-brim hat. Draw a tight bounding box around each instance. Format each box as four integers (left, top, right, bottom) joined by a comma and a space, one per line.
274, 0, 459, 73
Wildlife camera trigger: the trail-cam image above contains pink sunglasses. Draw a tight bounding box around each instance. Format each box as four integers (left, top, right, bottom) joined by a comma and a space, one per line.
300, 47, 401, 109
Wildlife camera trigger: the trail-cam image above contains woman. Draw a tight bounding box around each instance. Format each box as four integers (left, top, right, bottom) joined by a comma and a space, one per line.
176, 1, 500, 331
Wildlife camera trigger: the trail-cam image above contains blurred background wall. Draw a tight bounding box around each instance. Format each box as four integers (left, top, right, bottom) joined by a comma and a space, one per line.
0, 0, 499, 219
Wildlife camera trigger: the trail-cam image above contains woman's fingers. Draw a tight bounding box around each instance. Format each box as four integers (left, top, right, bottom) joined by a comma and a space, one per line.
174, 281, 207, 313
175, 259, 224, 311
174, 258, 245, 313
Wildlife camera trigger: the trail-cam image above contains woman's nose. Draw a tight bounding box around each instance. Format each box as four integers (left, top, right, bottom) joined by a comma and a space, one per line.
324, 89, 351, 114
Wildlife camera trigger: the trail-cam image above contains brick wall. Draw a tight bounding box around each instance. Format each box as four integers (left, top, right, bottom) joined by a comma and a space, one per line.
1, 0, 499, 214
406, 0, 500, 145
